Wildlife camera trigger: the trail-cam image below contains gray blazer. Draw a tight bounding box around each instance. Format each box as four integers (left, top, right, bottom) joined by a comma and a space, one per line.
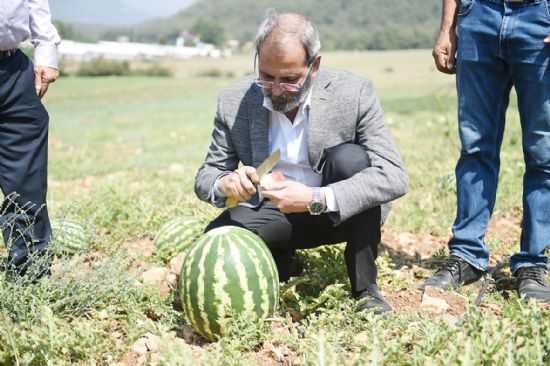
194, 67, 408, 225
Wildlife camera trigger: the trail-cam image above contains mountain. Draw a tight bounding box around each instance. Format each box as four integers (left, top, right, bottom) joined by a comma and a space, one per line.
49, 0, 196, 26
126, 0, 442, 50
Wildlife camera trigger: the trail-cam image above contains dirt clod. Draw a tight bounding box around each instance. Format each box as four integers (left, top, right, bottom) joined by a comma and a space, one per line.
421, 291, 449, 314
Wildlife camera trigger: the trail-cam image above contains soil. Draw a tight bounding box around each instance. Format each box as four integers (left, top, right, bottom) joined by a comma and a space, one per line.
386, 286, 469, 318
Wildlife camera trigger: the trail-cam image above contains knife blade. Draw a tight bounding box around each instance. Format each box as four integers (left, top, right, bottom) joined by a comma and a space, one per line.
226, 149, 281, 208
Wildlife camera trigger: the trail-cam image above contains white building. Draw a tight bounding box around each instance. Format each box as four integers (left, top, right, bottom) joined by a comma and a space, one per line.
57, 40, 222, 62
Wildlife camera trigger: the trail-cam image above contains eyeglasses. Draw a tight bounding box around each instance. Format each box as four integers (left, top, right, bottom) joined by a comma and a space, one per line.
253, 53, 315, 92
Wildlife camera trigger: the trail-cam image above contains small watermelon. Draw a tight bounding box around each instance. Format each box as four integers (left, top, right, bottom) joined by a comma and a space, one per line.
180, 226, 279, 341
50, 219, 89, 255
154, 216, 204, 261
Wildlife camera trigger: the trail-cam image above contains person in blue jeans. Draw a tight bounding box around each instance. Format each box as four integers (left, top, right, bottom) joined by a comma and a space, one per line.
420, 0, 550, 302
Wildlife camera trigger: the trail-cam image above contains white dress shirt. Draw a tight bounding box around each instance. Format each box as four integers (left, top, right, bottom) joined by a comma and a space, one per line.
263, 91, 339, 212
0, 0, 60, 68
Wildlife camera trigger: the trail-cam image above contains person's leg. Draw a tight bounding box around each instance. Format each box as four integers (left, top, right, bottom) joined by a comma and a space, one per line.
0, 51, 52, 277
448, 0, 513, 271
318, 143, 382, 293
505, 0, 550, 302
506, 0, 550, 274
312, 142, 388, 313
420, 1, 514, 291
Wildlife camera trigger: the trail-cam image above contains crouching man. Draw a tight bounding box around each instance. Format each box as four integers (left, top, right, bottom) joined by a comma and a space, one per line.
194, 10, 407, 314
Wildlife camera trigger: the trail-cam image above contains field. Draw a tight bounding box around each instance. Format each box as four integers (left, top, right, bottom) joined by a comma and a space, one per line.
0, 50, 548, 365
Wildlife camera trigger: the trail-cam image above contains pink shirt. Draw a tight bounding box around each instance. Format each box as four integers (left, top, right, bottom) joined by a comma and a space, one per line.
0, 0, 60, 68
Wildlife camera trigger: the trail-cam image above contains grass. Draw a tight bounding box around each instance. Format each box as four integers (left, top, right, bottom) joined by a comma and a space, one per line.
0, 50, 546, 365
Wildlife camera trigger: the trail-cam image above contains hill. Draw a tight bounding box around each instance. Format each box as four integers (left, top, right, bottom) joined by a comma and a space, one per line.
121, 0, 442, 50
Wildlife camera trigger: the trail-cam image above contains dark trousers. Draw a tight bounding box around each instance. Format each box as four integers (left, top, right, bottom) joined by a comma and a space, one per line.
0, 50, 51, 272
206, 143, 381, 294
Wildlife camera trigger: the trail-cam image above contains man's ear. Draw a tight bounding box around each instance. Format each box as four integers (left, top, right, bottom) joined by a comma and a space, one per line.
312, 54, 322, 75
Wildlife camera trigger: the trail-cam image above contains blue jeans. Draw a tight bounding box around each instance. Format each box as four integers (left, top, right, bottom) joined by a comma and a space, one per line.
450, 0, 550, 273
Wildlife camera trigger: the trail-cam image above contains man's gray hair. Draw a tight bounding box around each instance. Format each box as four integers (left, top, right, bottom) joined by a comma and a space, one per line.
254, 8, 321, 65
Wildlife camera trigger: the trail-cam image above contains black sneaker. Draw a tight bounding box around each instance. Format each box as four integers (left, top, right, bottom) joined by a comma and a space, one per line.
419, 255, 485, 291
516, 266, 550, 303
355, 284, 392, 315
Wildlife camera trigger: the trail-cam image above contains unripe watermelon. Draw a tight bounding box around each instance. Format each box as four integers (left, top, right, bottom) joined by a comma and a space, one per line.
180, 226, 279, 341
154, 216, 203, 261
50, 219, 89, 255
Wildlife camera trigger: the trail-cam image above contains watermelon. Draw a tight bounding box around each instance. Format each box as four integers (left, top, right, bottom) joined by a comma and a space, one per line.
180, 226, 279, 341
154, 216, 204, 261
50, 218, 89, 255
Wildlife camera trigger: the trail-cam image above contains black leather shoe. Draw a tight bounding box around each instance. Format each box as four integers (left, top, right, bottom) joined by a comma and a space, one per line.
516, 266, 550, 303
289, 256, 304, 278
355, 284, 392, 314
419, 255, 484, 291
4, 251, 53, 284
278, 255, 304, 283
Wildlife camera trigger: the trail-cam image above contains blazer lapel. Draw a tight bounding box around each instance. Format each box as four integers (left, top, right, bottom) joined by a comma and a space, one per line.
248, 86, 270, 167
307, 69, 331, 172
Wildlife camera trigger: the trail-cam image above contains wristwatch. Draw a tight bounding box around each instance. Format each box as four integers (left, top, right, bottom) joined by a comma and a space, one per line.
307, 187, 325, 215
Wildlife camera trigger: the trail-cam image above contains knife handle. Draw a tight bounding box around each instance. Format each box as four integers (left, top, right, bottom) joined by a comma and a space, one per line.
226, 197, 238, 208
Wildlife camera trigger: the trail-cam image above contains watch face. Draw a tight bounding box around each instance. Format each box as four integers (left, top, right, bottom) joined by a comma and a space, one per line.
308, 201, 324, 215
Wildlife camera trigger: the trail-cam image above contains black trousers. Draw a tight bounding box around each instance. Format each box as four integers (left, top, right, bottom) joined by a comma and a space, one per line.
206, 143, 381, 294
0, 50, 51, 272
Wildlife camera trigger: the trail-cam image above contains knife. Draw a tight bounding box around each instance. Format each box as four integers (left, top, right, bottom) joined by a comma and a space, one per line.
226, 149, 281, 208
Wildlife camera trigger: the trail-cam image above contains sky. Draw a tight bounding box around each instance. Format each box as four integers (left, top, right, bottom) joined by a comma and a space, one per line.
49, 0, 196, 26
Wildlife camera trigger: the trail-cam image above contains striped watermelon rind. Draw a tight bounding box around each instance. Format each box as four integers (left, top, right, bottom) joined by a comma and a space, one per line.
154, 216, 204, 261
50, 218, 89, 255
180, 226, 279, 341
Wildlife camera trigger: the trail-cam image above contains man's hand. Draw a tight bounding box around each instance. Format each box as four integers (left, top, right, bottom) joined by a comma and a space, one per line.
34, 66, 59, 99
218, 167, 259, 202
262, 181, 317, 213
433, 28, 458, 74
545, 34, 550, 45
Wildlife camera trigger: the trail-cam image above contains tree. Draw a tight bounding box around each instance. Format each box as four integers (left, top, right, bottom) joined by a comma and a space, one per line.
190, 18, 226, 46
53, 21, 77, 40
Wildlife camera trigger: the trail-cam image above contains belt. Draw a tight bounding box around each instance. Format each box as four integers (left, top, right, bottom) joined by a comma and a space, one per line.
0, 49, 17, 61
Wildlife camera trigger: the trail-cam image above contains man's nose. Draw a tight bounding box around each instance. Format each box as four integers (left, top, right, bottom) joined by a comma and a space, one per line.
272, 83, 285, 96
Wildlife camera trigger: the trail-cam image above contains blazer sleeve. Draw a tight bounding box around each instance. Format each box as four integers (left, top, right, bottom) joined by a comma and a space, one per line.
327, 79, 408, 224
194, 94, 240, 207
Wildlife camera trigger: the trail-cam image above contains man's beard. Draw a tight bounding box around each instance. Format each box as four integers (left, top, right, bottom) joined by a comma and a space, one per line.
265, 72, 313, 113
